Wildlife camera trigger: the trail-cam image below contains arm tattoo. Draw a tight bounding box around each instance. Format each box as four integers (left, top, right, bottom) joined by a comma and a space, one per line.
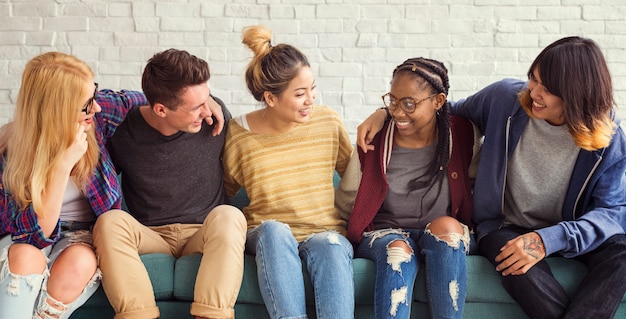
522, 236, 544, 259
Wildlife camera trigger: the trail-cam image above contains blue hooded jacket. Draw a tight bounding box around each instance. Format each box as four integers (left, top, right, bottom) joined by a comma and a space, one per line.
452, 78, 626, 257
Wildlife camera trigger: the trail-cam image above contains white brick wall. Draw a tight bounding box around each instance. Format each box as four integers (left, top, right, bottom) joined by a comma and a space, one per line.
1, 0, 626, 142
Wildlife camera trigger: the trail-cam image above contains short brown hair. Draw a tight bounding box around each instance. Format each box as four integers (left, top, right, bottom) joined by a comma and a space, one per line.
142, 48, 210, 110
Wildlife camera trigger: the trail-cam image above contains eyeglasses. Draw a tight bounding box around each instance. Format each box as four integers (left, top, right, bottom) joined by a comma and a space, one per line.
81, 82, 98, 114
382, 92, 436, 114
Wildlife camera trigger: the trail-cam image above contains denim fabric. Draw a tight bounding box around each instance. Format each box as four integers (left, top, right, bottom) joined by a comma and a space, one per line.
0, 231, 101, 319
0, 234, 10, 250
479, 227, 626, 319
0, 244, 45, 319
357, 228, 469, 319
246, 220, 355, 319
420, 228, 468, 319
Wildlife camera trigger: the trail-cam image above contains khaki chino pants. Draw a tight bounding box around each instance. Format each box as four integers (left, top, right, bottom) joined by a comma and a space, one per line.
93, 205, 247, 319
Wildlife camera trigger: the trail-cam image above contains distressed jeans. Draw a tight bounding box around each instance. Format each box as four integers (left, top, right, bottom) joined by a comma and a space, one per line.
479, 226, 626, 319
246, 220, 355, 319
0, 232, 101, 319
357, 227, 470, 319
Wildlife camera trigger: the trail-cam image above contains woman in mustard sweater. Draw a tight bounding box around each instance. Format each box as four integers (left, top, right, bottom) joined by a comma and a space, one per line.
223, 25, 355, 319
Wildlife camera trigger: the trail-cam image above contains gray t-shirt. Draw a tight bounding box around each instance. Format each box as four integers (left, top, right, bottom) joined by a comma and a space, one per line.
373, 143, 450, 230
503, 118, 579, 229
107, 97, 231, 226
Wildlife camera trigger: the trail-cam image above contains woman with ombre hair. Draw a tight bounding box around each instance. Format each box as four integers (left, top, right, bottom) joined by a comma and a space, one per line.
0, 52, 146, 319
356, 36, 626, 319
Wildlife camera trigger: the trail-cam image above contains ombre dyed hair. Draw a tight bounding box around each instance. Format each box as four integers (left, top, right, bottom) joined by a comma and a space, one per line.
518, 36, 616, 151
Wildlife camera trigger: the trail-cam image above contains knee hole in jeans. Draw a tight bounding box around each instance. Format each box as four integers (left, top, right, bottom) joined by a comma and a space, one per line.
386, 240, 412, 272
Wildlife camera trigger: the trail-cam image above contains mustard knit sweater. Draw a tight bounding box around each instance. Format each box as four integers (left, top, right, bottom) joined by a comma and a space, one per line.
223, 106, 353, 241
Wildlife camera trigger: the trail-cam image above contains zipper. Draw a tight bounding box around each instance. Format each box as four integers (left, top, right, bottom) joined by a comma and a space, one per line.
572, 155, 602, 219
498, 116, 513, 230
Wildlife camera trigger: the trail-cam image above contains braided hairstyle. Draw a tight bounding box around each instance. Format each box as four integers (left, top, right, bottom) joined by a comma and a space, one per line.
391, 57, 451, 198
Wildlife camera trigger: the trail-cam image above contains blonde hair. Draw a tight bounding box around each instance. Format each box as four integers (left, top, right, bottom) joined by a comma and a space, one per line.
242, 25, 310, 102
0, 52, 99, 215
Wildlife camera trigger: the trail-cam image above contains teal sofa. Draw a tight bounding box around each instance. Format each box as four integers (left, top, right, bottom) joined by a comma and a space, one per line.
69, 181, 626, 319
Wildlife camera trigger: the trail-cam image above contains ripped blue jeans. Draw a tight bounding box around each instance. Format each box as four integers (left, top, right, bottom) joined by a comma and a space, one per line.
357, 227, 472, 319
246, 220, 355, 319
0, 231, 101, 319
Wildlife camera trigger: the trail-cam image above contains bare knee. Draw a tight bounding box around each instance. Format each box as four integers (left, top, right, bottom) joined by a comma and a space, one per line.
386, 239, 413, 272
388, 239, 412, 254
426, 216, 464, 241
7, 243, 47, 274
50, 244, 97, 281
425, 217, 470, 253
47, 244, 98, 304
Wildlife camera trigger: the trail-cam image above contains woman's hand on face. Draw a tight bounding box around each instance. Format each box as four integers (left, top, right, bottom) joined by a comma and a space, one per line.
356, 108, 388, 153
61, 123, 89, 171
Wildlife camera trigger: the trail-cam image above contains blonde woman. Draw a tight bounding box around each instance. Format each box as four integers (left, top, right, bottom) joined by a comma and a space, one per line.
0, 52, 146, 319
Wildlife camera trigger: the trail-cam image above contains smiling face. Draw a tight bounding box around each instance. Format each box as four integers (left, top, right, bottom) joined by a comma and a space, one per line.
389, 72, 442, 146
527, 67, 566, 126
78, 81, 101, 131
266, 66, 316, 126
160, 83, 212, 135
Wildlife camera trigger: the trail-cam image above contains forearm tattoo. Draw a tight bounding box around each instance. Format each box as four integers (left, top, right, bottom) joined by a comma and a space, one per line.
523, 236, 544, 259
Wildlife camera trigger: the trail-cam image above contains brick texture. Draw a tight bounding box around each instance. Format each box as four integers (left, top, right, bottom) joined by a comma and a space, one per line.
1, 1, 625, 142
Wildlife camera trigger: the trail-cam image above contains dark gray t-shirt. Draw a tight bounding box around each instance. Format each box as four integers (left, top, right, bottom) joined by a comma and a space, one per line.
373, 143, 450, 230
107, 97, 231, 226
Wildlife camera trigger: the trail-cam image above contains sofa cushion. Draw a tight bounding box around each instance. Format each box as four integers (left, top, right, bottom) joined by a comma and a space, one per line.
141, 253, 176, 300
82, 253, 175, 309
173, 254, 265, 303
413, 255, 589, 304
174, 254, 377, 305
173, 254, 266, 303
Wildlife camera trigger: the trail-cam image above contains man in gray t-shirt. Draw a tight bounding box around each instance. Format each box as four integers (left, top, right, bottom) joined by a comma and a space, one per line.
92, 49, 247, 319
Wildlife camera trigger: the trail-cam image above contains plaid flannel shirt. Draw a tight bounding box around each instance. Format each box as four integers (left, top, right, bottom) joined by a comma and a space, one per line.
0, 89, 146, 248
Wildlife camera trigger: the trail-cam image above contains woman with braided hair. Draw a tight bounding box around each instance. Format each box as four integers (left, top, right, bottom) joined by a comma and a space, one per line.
336, 57, 480, 319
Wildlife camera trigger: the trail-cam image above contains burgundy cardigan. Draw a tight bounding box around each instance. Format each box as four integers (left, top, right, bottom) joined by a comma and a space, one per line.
346, 115, 475, 243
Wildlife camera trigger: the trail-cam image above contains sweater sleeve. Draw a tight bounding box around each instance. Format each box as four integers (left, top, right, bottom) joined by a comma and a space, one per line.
451, 78, 526, 135
222, 121, 244, 198
335, 151, 362, 222
334, 112, 353, 176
